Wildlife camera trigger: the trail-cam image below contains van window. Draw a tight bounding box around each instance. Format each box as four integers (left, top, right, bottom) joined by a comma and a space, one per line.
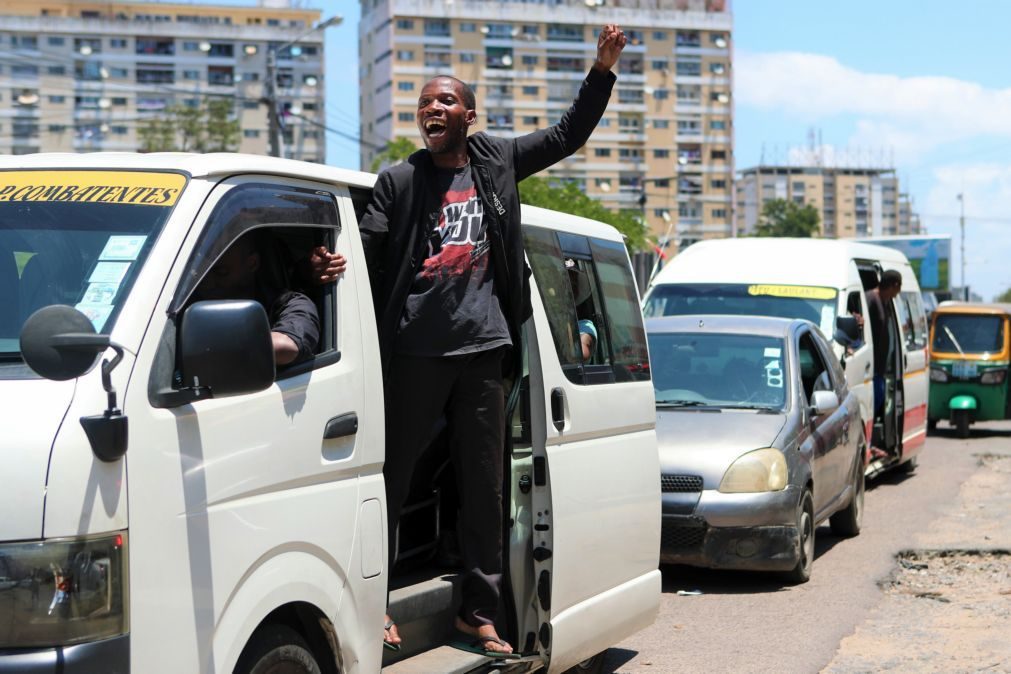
589, 237, 651, 382
524, 227, 650, 384
171, 182, 341, 378
646, 283, 838, 338
900, 291, 927, 349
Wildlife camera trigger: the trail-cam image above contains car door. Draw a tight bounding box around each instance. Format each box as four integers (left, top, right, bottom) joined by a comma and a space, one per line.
796, 328, 848, 516
896, 286, 929, 458
123, 177, 377, 672
522, 225, 660, 672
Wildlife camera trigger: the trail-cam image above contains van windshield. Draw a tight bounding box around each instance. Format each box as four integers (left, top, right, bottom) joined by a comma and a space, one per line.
648, 331, 787, 410
0, 170, 186, 364
644, 283, 838, 338
932, 314, 1004, 355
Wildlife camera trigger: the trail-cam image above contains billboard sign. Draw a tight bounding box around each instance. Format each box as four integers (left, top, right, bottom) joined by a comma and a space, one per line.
858, 235, 951, 291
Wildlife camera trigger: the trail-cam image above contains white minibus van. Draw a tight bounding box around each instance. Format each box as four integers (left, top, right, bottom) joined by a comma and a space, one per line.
0, 153, 659, 673
643, 238, 928, 474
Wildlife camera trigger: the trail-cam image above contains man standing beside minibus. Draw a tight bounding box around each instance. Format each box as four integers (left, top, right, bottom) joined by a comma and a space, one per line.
867, 270, 902, 456
359, 24, 627, 655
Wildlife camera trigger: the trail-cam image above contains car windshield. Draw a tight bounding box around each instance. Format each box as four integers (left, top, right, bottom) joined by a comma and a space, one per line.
644, 283, 838, 339
648, 331, 788, 410
0, 170, 186, 364
932, 314, 1004, 355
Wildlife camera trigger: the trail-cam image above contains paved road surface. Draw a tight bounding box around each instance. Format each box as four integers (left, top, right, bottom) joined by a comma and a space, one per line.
604, 422, 1011, 673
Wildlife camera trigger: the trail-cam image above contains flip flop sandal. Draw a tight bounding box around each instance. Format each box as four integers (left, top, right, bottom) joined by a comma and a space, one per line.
383, 620, 401, 652
448, 634, 521, 660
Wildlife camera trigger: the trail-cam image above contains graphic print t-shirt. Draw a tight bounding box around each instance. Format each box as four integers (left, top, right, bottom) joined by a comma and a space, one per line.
395, 163, 512, 356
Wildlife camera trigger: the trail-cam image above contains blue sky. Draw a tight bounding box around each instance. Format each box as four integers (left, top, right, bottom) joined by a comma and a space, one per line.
209, 0, 1011, 299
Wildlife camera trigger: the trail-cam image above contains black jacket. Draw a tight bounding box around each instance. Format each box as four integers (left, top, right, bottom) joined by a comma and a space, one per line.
360, 66, 616, 375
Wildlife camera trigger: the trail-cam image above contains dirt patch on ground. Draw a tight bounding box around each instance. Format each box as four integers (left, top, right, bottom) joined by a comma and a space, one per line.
824, 454, 1011, 673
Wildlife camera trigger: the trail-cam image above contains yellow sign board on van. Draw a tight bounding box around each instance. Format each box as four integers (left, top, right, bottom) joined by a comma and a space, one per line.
0, 171, 186, 207
748, 285, 837, 300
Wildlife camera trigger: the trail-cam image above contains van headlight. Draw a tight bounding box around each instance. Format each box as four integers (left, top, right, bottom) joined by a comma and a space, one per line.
0, 532, 128, 648
719, 448, 789, 493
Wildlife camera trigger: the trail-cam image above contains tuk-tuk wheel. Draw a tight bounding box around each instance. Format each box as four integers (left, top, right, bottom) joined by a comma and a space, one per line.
927, 418, 937, 433
953, 410, 971, 439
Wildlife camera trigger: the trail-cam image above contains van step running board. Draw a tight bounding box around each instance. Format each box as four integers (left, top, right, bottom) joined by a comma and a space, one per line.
382, 645, 540, 674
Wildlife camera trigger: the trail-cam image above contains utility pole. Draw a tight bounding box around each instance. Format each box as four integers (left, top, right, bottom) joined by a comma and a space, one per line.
957, 193, 966, 300
265, 15, 342, 158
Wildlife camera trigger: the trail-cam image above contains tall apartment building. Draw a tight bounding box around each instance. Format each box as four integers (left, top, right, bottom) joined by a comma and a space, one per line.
735, 165, 924, 238
358, 0, 733, 249
0, 0, 326, 161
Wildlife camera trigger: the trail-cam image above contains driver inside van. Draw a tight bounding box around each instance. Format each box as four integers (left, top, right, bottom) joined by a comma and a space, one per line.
193, 232, 320, 366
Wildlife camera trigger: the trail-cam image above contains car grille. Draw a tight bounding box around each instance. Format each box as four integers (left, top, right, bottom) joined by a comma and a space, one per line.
661, 518, 707, 551
661, 474, 704, 493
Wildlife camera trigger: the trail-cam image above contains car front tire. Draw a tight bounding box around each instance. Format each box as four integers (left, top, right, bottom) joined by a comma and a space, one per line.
784, 489, 814, 584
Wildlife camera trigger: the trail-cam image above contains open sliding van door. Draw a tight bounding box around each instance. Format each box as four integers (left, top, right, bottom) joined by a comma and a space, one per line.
856, 260, 901, 459
521, 223, 660, 672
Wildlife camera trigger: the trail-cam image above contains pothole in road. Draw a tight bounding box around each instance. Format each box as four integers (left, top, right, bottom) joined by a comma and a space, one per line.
886, 549, 1011, 604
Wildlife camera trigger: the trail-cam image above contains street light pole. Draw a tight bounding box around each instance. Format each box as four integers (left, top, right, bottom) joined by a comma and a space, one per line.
957, 193, 965, 300
265, 15, 342, 158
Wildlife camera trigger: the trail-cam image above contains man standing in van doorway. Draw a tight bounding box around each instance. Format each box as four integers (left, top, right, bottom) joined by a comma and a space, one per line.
867, 270, 903, 456
360, 25, 626, 655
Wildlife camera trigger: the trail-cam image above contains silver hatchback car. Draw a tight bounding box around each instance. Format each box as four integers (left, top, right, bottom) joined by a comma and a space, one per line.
648, 315, 865, 583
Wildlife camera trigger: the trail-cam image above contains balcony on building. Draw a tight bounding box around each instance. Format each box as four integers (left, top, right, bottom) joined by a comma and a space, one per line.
136, 38, 174, 56
208, 66, 235, 86
546, 23, 584, 42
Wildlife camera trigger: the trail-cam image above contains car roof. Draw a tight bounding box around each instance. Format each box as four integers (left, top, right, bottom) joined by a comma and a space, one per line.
650, 237, 911, 288
520, 204, 625, 243
645, 314, 806, 339
935, 302, 1011, 316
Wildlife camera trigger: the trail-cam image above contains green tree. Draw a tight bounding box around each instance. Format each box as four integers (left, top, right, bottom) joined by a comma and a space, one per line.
518, 175, 647, 250
370, 137, 417, 172
137, 99, 241, 153
996, 287, 1011, 303
753, 198, 821, 238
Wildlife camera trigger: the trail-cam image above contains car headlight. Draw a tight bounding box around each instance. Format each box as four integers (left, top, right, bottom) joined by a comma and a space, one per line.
719, 448, 788, 493
0, 532, 128, 648
981, 368, 1007, 385
929, 367, 949, 383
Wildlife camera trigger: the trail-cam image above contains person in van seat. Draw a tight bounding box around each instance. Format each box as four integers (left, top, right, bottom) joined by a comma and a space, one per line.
193, 233, 320, 366
567, 259, 597, 362
359, 24, 627, 655
867, 270, 902, 457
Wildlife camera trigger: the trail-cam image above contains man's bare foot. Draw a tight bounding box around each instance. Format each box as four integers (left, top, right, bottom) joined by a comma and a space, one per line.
384, 615, 402, 650
454, 616, 513, 654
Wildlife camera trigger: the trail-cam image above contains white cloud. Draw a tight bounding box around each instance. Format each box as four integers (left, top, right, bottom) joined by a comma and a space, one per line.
736, 51, 1011, 160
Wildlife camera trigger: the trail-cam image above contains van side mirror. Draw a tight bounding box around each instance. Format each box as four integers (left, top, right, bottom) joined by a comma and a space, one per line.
835, 316, 861, 343
20, 305, 129, 462
177, 300, 275, 399
811, 390, 840, 416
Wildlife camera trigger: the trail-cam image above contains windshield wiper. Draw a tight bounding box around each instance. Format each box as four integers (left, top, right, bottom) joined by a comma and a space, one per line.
943, 326, 964, 355
655, 399, 712, 408
718, 404, 781, 412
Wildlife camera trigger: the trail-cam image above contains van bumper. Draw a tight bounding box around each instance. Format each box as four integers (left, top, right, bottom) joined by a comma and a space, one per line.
0, 634, 128, 673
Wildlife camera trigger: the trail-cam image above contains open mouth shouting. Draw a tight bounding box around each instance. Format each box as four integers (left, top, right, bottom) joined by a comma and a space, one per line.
422, 117, 448, 142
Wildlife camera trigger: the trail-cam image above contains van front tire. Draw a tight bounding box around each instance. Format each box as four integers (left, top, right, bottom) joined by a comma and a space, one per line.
235, 623, 322, 674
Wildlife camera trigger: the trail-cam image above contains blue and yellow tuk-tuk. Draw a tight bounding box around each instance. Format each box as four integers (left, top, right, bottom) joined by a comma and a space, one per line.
928, 302, 1011, 438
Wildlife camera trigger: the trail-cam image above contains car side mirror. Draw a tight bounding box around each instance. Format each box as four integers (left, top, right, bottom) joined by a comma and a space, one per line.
811, 390, 840, 416
835, 316, 861, 343
176, 300, 275, 400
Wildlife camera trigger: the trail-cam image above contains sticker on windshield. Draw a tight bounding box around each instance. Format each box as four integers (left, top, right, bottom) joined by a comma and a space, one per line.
0, 171, 185, 207
99, 235, 147, 261
765, 359, 784, 388
748, 285, 837, 300
82, 283, 120, 305
89, 261, 130, 285
75, 304, 113, 332
764, 347, 782, 358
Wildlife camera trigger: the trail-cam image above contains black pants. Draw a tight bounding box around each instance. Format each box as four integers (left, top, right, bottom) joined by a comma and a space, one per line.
384, 347, 507, 627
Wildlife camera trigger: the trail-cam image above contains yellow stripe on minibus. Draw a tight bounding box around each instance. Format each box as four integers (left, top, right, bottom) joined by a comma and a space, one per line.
0, 170, 185, 207
747, 284, 837, 300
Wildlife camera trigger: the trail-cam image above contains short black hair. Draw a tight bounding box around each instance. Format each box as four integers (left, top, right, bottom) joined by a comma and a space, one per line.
880, 269, 903, 289
430, 75, 476, 110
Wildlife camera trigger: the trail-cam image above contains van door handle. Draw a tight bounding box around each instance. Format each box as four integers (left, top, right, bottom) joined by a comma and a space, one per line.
550, 388, 565, 432
324, 412, 359, 440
